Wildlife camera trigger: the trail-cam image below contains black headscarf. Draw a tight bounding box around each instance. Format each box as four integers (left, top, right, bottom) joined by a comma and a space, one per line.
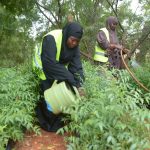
63, 22, 83, 39
61, 22, 83, 51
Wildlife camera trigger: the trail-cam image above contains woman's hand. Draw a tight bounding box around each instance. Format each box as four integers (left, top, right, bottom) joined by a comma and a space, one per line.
109, 44, 123, 50
77, 87, 86, 97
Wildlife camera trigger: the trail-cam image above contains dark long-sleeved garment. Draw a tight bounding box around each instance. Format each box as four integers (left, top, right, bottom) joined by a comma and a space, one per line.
97, 16, 119, 51
97, 29, 119, 50
41, 34, 84, 92
35, 22, 84, 132
96, 16, 123, 69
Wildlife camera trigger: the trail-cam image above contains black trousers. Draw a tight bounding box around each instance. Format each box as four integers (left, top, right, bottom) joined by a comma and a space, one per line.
35, 80, 71, 132
35, 99, 66, 132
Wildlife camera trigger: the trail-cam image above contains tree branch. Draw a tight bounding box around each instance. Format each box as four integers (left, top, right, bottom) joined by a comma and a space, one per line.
115, 0, 118, 12
36, 1, 60, 28
57, 0, 62, 27
35, 2, 56, 27
80, 51, 93, 61
128, 29, 150, 57
106, 0, 124, 32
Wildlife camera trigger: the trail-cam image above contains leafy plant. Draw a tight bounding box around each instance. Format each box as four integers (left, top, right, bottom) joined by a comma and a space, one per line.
130, 62, 150, 90
0, 64, 40, 149
60, 61, 150, 150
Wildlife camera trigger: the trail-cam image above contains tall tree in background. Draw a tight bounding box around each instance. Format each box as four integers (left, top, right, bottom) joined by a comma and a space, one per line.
0, 0, 37, 67
0, 0, 149, 67
135, 0, 150, 63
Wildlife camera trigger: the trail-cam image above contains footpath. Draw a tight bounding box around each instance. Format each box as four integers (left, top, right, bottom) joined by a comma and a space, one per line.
14, 129, 66, 150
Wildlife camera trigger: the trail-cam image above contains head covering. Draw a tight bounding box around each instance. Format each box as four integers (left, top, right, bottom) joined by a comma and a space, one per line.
105, 16, 119, 44
63, 22, 83, 41
61, 22, 83, 51
105, 17, 121, 69
106, 16, 118, 30
59, 22, 83, 62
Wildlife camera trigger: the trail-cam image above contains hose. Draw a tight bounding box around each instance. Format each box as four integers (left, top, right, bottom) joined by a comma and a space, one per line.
120, 49, 150, 92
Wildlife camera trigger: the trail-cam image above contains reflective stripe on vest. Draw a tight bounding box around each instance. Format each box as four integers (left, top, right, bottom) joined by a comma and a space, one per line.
33, 29, 62, 80
94, 28, 109, 62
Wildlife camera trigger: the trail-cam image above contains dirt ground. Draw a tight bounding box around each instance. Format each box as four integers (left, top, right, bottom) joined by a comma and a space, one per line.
14, 129, 67, 150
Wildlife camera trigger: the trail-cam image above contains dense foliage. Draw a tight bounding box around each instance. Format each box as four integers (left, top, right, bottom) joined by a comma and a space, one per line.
0, 1, 37, 67
0, 0, 150, 66
0, 0, 150, 149
0, 65, 40, 149
60, 61, 150, 150
129, 63, 150, 92
0, 61, 149, 149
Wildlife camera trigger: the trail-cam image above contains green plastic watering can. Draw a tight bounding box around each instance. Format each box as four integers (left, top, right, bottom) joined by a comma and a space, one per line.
44, 81, 80, 114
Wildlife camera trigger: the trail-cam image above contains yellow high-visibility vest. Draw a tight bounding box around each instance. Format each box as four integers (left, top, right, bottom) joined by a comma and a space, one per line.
33, 29, 62, 80
94, 28, 110, 62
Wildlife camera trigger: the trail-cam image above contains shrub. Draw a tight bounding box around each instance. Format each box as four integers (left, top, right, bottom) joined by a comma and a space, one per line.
60, 61, 150, 150
0, 64, 40, 149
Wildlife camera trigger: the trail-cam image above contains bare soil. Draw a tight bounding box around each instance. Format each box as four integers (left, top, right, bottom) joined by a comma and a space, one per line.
14, 129, 67, 150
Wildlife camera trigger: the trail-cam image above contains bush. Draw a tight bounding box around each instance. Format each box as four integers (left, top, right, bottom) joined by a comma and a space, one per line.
60, 61, 150, 150
130, 62, 150, 90
0, 64, 40, 149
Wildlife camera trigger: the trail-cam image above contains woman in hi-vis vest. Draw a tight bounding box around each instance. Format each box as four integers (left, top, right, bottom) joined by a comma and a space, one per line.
94, 16, 125, 69
33, 22, 85, 132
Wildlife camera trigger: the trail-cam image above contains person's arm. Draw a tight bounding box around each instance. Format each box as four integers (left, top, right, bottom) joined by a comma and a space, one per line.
109, 44, 122, 50
97, 31, 122, 51
97, 31, 110, 50
41, 35, 77, 86
68, 47, 84, 88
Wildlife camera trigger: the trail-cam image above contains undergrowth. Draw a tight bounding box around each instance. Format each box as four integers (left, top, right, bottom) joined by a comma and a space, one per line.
0, 60, 149, 150
0, 64, 40, 149
59, 61, 150, 150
